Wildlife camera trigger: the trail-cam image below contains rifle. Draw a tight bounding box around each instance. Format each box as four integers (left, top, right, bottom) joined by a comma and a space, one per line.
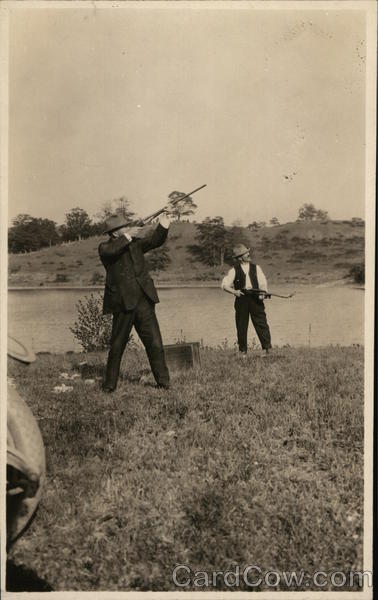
242, 288, 296, 299
132, 184, 207, 227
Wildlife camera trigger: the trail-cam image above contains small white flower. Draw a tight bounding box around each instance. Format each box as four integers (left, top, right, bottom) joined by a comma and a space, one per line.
53, 384, 73, 393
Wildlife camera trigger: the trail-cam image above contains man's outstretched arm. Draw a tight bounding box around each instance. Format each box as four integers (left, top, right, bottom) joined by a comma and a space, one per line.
221, 268, 244, 297
98, 234, 131, 260
140, 214, 170, 253
256, 265, 268, 294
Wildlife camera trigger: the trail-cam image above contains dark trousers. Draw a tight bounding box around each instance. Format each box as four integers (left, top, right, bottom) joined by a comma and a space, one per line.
105, 293, 169, 389
235, 294, 271, 352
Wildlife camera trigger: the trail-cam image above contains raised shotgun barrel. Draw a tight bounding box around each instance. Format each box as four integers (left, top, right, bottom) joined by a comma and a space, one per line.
133, 184, 207, 227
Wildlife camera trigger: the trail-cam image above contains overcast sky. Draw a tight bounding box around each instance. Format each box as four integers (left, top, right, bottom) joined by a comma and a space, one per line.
8, 3, 367, 226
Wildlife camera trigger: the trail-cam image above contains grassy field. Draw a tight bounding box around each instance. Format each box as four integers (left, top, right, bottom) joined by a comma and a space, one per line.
8, 219, 364, 287
7, 345, 364, 592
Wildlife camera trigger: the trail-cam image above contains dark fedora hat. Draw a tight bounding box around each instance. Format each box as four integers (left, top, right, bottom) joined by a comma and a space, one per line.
103, 214, 128, 234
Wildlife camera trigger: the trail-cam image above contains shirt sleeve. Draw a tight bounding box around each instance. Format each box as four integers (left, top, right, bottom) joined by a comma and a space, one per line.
256, 265, 268, 293
159, 214, 170, 229
222, 268, 236, 289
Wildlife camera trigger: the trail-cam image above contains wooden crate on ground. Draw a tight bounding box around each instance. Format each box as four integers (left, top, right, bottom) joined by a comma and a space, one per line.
163, 342, 201, 371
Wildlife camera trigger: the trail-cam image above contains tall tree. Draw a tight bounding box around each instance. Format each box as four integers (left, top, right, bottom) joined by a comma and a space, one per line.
315, 209, 329, 221
63, 208, 92, 241
8, 215, 59, 253
167, 190, 197, 222
187, 216, 229, 266
297, 204, 328, 222
248, 221, 266, 230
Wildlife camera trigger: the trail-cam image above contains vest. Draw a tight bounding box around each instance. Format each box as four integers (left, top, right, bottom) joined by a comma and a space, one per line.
234, 262, 259, 291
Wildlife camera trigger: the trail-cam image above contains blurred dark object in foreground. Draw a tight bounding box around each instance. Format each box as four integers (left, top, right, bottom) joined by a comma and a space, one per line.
6, 559, 53, 591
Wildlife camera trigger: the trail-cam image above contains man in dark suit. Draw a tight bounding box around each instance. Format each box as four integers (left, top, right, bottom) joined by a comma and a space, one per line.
99, 213, 171, 392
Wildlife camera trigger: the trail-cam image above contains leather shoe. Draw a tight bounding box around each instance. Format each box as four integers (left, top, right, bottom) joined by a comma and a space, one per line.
102, 385, 116, 393
157, 383, 170, 390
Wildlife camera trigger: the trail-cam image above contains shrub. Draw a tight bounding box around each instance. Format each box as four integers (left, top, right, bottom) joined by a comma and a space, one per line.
90, 271, 104, 285
9, 265, 21, 274
145, 245, 171, 273
348, 262, 365, 284
350, 219, 364, 228
70, 293, 137, 353
70, 293, 113, 352
290, 250, 324, 261
55, 273, 69, 282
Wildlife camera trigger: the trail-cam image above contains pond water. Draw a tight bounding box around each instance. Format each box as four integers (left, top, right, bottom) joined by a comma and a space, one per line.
8, 285, 364, 353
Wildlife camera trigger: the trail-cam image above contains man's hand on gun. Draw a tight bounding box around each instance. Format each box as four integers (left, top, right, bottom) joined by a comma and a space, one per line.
233, 290, 271, 300
259, 291, 271, 300
113, 225, 143, 240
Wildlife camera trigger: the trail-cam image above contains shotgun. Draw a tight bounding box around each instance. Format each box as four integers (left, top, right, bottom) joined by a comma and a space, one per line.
132, 184, 207, 227
242, 288, 296, 299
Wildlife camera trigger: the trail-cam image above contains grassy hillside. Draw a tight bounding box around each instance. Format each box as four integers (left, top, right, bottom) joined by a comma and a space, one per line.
8, 346, 363, 591
8, 219, 364, 287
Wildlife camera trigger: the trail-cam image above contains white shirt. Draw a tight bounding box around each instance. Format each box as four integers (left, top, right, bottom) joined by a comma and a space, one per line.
222, 263, 268, 292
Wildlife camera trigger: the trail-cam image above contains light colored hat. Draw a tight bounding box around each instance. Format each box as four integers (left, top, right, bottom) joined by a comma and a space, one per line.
103, 214, 128, 234
232, 243, 250, 258
8, 336, 36, 364
7, 384, 45, 547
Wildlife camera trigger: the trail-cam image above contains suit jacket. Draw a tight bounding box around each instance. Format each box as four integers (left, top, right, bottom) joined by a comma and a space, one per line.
98, 224, 168, 314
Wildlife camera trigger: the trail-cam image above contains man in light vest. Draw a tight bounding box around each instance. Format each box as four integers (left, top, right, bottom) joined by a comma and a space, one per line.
222, 244, 272, 357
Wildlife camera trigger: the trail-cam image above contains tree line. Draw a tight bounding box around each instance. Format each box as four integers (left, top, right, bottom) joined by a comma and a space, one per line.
8, 192, 197, 254
8, 196, 363, 257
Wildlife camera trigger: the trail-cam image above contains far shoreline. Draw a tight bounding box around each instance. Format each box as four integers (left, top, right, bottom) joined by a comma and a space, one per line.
8, 283, 222, 291
8, 279, 363, 292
